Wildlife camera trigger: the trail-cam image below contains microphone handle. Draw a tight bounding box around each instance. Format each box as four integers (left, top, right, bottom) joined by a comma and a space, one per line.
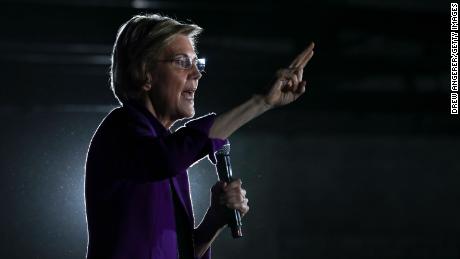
216, 153, 243, 238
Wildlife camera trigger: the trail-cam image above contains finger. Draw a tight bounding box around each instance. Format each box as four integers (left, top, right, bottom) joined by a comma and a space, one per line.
226, 178, 242, 189
289, 72, 301, 93
242, 197, 248, 207
278, 69, 299, 90
295, 81, 307, 95
243, 198, 249, 209
276, 69, 293, 91
290, 82, 306, 101
299, 50, 314, 70
224, 189, 246, 201
223, 192, 245, 203
291, 72, 301, 92
288, 42, 315, 69
289, 42, 314, 68
222, 186, 246, 203
296, 67, 303, 82
239, 199, 250, 216
225, 198, 245, 206
295, 50, 314, 82
224, 187, 246, 196
239, 206, 249, 217
224, 196, 248, 210
220, 196, 242, 205
291, 70, 300, 87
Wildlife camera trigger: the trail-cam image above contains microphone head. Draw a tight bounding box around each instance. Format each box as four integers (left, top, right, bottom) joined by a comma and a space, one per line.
216, 142, 231, 156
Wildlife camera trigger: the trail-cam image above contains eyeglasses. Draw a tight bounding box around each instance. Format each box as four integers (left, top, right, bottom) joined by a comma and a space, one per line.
158, 54, 206, 73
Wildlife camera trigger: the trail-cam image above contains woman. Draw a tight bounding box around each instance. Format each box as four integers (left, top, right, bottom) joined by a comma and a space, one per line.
85, 14, 314, 259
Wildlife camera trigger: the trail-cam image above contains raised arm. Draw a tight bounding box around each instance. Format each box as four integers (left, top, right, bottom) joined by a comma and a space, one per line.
195, 42, 316, 257
209, 42, 315, 139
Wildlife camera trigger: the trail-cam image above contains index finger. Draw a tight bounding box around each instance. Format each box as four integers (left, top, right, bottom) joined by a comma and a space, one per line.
226, 178, 242, 189
288, 42, 315, 69
298, 50, 314, 70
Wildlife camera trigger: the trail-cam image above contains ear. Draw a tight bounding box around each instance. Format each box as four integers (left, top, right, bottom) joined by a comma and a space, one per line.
142, 73, 153, 91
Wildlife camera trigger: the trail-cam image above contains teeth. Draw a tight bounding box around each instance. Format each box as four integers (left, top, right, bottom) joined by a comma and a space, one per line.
182, 91, 195, 100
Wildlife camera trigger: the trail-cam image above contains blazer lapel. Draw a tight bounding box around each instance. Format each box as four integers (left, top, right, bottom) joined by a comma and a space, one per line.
171, 174, 194, 224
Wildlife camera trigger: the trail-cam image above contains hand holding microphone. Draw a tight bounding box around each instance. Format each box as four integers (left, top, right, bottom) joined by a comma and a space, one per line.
214, 142, 249, 238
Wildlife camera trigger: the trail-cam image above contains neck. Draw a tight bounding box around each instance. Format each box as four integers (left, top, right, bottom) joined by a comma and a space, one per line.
139, 95, 174, 129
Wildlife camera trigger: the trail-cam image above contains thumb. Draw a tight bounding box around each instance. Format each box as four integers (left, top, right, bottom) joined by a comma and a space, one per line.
211, 181, 226, 193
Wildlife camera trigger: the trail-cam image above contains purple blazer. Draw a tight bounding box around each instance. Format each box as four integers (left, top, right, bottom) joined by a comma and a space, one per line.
85, 101, 226, 259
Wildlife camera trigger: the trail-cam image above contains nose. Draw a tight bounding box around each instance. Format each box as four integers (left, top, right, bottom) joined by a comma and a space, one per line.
190, 63, 202, 80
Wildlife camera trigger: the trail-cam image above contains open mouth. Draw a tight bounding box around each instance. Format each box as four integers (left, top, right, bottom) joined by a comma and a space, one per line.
182, 90, 195, 101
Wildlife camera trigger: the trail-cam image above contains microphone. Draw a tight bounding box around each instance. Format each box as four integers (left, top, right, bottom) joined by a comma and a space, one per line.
215, 141, 243, 238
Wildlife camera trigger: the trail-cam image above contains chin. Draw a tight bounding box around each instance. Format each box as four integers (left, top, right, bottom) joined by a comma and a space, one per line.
185, 110, 195, 118
179, 108, 195, 119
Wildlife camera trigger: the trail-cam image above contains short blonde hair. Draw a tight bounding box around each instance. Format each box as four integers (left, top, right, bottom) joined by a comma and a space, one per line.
110, 14, 202, 104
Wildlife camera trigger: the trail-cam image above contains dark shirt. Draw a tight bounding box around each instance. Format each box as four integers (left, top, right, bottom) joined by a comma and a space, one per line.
85, 101, 226, 259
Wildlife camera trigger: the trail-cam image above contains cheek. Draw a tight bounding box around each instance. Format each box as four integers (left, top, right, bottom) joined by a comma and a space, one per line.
169, 76, 187, 96
154, 70, 188, 100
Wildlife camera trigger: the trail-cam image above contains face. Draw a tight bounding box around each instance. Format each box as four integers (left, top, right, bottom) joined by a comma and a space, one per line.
146, 34, 202, 124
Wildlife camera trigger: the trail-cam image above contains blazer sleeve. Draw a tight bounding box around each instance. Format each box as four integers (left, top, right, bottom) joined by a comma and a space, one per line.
111, 112, 227, 181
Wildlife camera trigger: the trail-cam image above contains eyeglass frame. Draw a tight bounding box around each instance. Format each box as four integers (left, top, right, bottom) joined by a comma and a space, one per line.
156, 54, 206, 73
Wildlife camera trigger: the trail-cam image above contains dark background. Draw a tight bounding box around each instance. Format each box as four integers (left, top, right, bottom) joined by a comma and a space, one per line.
0, 0, 457, 258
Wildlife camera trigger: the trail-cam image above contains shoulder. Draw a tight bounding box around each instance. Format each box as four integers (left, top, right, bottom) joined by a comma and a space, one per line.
88, 107, 125, 145
97, 105, 159, 138
88, 105, 155, 151
95, 106, 126, 133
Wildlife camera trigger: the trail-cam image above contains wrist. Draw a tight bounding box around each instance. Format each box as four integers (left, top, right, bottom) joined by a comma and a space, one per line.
252, 94, 273, 112
206, 205, 227, 230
